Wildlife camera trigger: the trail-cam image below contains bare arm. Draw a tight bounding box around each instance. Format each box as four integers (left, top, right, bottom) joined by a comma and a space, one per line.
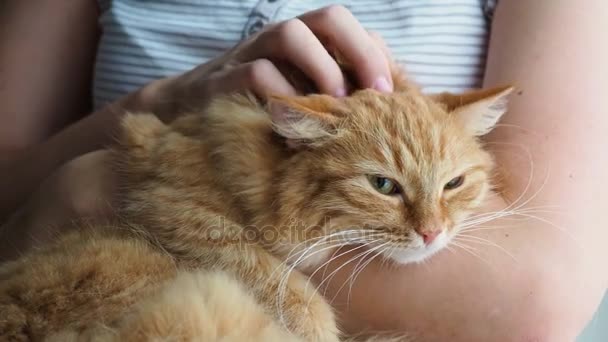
0, 5, 394, 257
0, 1, 202, 222
0, 1, 200, 222
319, 1, 608, 341
0, 0, 102, 219
0, 1, 100, 154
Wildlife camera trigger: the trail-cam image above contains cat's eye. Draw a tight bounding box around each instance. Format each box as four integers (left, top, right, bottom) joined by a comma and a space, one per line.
444, 175, 465, 190
368, 176, 400, 195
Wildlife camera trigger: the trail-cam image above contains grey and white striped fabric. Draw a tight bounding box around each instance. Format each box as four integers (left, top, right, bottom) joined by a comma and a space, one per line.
94, 0, 497, 110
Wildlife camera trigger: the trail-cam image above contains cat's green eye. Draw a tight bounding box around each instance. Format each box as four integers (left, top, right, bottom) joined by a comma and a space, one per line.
444, 175, 465, 190
368, 176, 400, 195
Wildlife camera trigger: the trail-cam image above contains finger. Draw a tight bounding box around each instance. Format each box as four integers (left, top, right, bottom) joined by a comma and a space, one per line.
299, 5, 393, 92
239, 19, 347, 97
209, 59, 298, 99
368, 30, 409, 91
367, 30, 393, 61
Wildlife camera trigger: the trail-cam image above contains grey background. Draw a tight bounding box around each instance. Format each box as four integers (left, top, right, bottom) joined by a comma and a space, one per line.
578, 291, 607, 342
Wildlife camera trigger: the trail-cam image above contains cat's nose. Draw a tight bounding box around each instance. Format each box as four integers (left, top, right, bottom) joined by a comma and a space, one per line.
417, 229, 440, 245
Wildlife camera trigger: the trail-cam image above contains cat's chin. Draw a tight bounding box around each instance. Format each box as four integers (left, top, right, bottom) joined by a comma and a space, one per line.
381, 231, 450, 265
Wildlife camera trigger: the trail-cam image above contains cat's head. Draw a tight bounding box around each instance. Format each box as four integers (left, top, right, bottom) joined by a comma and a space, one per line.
270, 85, 512, 264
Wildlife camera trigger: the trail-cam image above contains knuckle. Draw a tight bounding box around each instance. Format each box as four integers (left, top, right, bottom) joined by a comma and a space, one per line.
319, 4, 351, 21
276, 18, 307, 42
362, 43, 381, 60
367, 30, 383, 42
247, 59, 275, 84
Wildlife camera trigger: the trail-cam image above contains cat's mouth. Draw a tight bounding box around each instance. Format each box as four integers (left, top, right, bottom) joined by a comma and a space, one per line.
369, 231, 450, 265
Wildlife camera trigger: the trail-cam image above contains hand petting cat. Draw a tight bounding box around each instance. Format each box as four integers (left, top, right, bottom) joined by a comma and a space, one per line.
139, 5, 396, 123
0, 6, 395, 263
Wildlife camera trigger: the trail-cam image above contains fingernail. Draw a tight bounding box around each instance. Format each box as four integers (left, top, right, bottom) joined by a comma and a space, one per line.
373, 77, 393, 93
335, 87, 347, 97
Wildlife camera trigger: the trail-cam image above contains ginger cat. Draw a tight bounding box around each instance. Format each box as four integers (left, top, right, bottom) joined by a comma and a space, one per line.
0, 75, 511, 341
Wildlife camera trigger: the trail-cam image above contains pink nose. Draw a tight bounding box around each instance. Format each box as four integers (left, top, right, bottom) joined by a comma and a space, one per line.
420, 230, 440, 245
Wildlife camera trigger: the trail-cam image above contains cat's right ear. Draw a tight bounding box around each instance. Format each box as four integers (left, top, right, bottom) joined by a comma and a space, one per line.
432, 85, 514, 136
268, 95, 345, 149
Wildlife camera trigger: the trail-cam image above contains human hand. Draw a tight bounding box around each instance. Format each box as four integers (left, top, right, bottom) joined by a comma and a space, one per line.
138, 5, 394, 121
0, 6, 395, 262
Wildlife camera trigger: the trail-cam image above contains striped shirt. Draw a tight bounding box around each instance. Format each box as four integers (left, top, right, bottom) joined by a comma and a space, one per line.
94, 0, 497, 110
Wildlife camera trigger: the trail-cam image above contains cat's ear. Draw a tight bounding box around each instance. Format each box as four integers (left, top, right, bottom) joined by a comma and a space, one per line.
268, 94, 345, 148
432, 86, 514, 136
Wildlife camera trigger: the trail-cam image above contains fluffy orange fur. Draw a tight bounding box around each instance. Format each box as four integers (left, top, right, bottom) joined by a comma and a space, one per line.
0, 75, 511, 341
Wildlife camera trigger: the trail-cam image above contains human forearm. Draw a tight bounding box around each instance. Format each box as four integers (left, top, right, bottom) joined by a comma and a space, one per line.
485, 0, 608, 211
0, 78, 172, 221
484, 0, 608, 283
318, 1, 608, 341
0, 150, 114, 262
0, 0, 100, 154
483, 1, 608, 334
0, 4, 396, 232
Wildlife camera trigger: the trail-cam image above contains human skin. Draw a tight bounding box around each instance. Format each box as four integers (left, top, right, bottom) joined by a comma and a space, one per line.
313, 1, 608, 341
0, 2, 392, 223
1, 1, 607, 341
0, 2, 393, 259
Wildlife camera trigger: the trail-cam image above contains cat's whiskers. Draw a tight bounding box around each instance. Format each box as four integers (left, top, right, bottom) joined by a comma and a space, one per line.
491, 140, 537, 211
458, 222, 515, 231
301, 235, 385, 297
275, 229, 382, 327
320, 243, 346, 282
316, 243, 382, 300
453, 234, 518, 262
506, 211, 580, 246
318, 239, 386, 295
277, 246, 334, 327
459, 205, 562, 230
380, 244, 397, 270
279, 230, 384, 284
301, 240, 387, 311
445, 245, 458, 256
275, 230, 356, 307
450, 200, 582, 269
272, 235, 331, 275
459, 207, 574, 241
342, 242, 391, 305
460, 141, 542, 227
278, 237, 374, 327
269, 238, 334, 289
280, 229, 381, 272
274, 232, 343, 317
116, 221, 178, 267
448, 240, 493, 267
460, 205, 564, 229
454, 204, 566, 258
328, 243, 381, 303
302, 240, 383, 311
458, 224, 514, 233
458, 160, 559, 228
280, 229, 361, 263
316, 241, 390, 306
490, 123, 528, 131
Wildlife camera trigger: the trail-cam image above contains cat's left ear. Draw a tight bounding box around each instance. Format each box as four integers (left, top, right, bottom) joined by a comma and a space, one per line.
432, 85, 514, 136
268, 94, 346, 148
